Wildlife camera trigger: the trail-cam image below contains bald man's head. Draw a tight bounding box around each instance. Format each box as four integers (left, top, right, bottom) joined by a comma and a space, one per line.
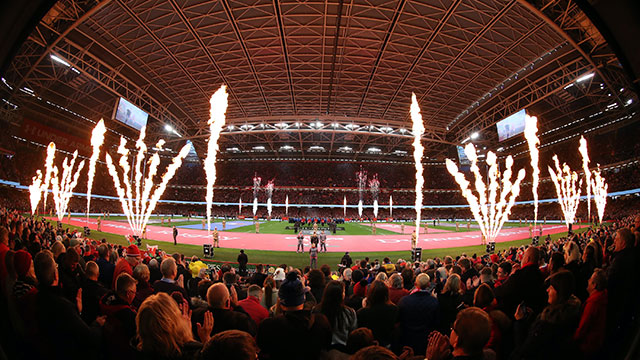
207, 283, 230, 309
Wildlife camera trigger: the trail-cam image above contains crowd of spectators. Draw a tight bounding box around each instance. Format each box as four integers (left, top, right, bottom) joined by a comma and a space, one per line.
1, 198, 640, 359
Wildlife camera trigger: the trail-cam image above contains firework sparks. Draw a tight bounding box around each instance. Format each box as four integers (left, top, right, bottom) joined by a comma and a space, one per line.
41, 142, 56, 212
204, 85, 229, 234
548, 155, 582, 229
50, 151, 86, 222
578, 136, 592, 220
445, 144, 525, 244
591, 165, 608, 224
524, 114, 540, 227
105, 127, 190, 237
369, 174, 380, 219
410, 94, 425, 250
28, 170, 44, 215
253, 174, 261, 216
86, 119, 107, 220
266, 180, 275, 217
356, 166, 367, 218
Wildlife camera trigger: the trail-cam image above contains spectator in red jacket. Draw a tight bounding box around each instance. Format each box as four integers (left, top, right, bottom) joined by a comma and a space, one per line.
574, 268, 608, 358
238, 285, 269, 325
387, 273, 409, 305
112, 245, 140, 288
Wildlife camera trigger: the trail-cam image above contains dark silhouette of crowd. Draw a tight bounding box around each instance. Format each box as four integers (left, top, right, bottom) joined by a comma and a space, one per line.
1, 198, 639, 359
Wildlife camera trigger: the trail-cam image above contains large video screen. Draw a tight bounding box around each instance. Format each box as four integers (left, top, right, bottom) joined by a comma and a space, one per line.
456, 145, 470, 166
113, 97, 148, 131
496, 109, 526, 142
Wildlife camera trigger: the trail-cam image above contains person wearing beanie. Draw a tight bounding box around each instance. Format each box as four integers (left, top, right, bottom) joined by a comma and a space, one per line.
12, 249, 36, 299
257, 271, 332, 360
112, 244, 141, 288
512, 270, 581, 360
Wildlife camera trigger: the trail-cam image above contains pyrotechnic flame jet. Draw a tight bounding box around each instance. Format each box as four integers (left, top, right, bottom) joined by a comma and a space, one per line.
578, 136, 592, 220
204, 85, 229, 234
369, 174, 380, 219
29, 170, 44, 215
266, 180, 275, 217
105, 127, 190, 237
410, 94, 425, 250
51, 151, 86, 222
524, 115, 540, 228
445, 144, 525, 244
86, 119, 107, 220
591, 165, 608, 224
548, 155, 582, 229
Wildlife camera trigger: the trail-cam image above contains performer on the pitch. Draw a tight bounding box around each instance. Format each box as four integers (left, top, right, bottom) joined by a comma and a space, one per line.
320, 230, 327, 252
173, 226, 178, 245
467, 221, 470, 231
255, 221, 260, 234
310, 231, 319, 247
372, 221, 376, 235
213, 227, 219, 248
296, 231, 304, 253
424, 222, 428, 234
309, 243, 318, 269
529, 224, 533, 239
411, 230, 417, 250
222, 219, 226, 230
538, 224, 543, 237
400, 223, 405, 234
142, 225, 147, 240
202, 219, 205, 230
97, 216, 102, 232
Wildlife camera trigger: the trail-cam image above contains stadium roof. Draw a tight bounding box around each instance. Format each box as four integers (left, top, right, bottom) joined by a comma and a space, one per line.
1, 0, 638, 161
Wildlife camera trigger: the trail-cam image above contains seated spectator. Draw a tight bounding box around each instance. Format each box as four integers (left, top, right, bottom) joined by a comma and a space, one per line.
312, 280, 357, 348
494, 262, 511, 287
200, 330, 258, 360
132, 264, 154, 309
238, 284, 269, 325
113, 245, 141, 287
257, 271, 331, 360
397, 273, 439, 355
387, 273, 409, 305
100, 273, 138, 360
153, 257, 189, 303
574, 268, 608, 358
250, 264, 267, 286
357, 280, 398, 347
135, 292, 210, 360
81, 260, 108, 324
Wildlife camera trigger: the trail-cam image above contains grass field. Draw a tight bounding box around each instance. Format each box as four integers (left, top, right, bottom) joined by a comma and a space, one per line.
52, 220, 588, 269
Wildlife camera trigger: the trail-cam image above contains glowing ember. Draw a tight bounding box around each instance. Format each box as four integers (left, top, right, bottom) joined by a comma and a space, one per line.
204, 85, 229, 234
524, 114, 540, 227
356, 166, 367, 217
369, 174, 380, 219
105, 126, 190, 237
51, 151, 86, 222
285, 194, 289, 215
86, 119, 107, 219
548, 155, 582, 229
266, 180, 275, 217
389, 195, 393, 218
28, 170, 44, 215
42, 142, 56, 212
410, 94, 425, 250
578, 136, 592, 220
591, 165, 608, 224
445, 144, 525, 244
252, 174, 261, 216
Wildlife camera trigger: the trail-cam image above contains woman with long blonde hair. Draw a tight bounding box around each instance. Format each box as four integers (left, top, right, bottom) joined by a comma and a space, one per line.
136, 292, 212, 359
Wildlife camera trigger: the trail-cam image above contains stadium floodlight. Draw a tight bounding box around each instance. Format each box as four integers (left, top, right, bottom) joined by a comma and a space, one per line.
309, 145, 325, 151
164, 124, 174, 132
627, 99, 633, 105
50, 54, 70, 67
345, 124, 358, 130
226, 147, 240, 152
314, 121, 323, 128
227, 125, 235, 130
367, 147, 381, 152
280, 145, 294, 151
252, 146, 266, 151
470, 132, 480, 140
575, 73, 594, 83
338, 146, 352, 152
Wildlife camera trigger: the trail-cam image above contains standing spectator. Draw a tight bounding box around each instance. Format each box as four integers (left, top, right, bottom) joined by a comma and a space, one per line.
438, 273, 464, 332
356, 280, 399, 347
574, 268, 608, 358
261, 276, 278, 311
100, 273, 138, 360
81, 261, 109, 324
313, 280, 357, 348
237, 250, 248, 276
96, 244, 115, 288
192, 283, 256, 339
200, 330, 258, 360
340, 251, 353, 268
425, 307, 492, 360
0, 227, 10, 285
387, 273, 410, 305
494, 246, 547, 317
112, 245, 140, 288
238, 285, 269, 326
494, 262, 511, 288
153, 257, 189, 303
173, 226, 178, 245
132, 264, 154, 309
397, 273, 440, 355
309, 243, 318, 269
58, 246, 83, 304
307, 269, 326, 303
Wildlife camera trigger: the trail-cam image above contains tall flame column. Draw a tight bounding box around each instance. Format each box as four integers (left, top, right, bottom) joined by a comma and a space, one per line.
204, 85, 229, 234
409, 94, 425, 251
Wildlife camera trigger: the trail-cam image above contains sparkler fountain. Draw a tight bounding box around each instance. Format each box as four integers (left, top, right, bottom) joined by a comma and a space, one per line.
548, 155, 582, 230
578, 136, 592, 221
524, 115, 540, 228
104, 127, 191, 237
86, 119, 107, 221
369, 174, 380, 219
410, 94, 425, 250
445, 144, 526, 245
252, 174, 261, 217
51, 151, 86, 222
356, 167, 367, 218
591, 165, 608, 224
42, 142, 56, 212
285, 194, 289, 216
389, 195, 393, 218
204, 85, 229, 234
343, 195, 347, 218
265, 180, 275, 217
239, 196, 242, 215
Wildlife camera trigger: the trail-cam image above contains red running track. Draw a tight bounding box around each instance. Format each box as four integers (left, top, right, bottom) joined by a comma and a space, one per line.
63, 217, 582, 252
